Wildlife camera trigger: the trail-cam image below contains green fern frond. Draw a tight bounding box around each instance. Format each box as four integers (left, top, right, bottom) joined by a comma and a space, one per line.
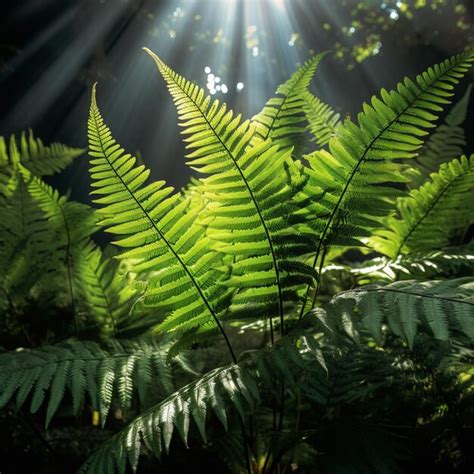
88, 84, 235, 346
73, 241, 137, 337
409, 84, 471, 188
298, 52, 474, 314
348, 242, 474, 284
79, 334, 325, 472
304, 90, 341, 148
25, 173, 97, 326
304, 52, 474, 254
0, 174, 51, 309
327, 278, 474, 348
371, 155, 474, 259
0, 130, 83, 177
0, 338, 174, 428
251, 53, 327, 150
145, 50, 317, 333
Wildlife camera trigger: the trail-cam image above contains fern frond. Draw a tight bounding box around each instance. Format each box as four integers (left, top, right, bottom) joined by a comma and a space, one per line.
349, 242, 474, 284
73, 241, 137, 338
304, 52, 474, 256
304, 90, 341, 148
0, 338, 174, 428
327, 278, 474, 348
0, 174, 51, 309
0, 130, 83, 177
409, 84, 471, 187
251, 53, 327, 150
145, 50, 317, 333
79, 334, 325, 472
88, 85, 235, 347
371, 155, 474, 259
25, 173, 97, 327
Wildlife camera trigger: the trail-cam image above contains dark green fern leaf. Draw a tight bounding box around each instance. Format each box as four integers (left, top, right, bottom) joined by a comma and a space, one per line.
79, 334, 325, 472
0, 130, 83, 177
327, 278, 474, 348
0, 338, 174, 428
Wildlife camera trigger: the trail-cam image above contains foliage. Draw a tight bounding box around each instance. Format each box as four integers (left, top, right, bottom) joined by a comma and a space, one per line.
0, 48, 473, 474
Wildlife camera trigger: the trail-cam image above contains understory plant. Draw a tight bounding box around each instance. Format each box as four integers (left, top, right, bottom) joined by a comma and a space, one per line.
0, 48, 473, 473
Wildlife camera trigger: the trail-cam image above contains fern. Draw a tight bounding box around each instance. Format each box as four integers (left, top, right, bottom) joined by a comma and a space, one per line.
0, 174, 50, 312
251, 53, 327, 151
409, 84, 472, 187
79, 334, 325, 472
0, 130, 83, 177
145, 50, 317, 337
298, 51, 474, 312
73, 241, 137, 337
347, 242, 474, 283
0, 338, 174, 428
327, 278, 474, 348
88, 84, 237, 351
26, 173, 97, 329
371, 155, 474, 259
304, 90, 341, 148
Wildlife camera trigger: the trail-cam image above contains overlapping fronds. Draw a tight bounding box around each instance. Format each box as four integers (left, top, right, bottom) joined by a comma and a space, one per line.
303, 52, 474, 258
327, 278, 474, 348
409, 84, 471, 187
73, 241, 137, 337
27, 174, 97, 247
88, 84, 233, 343
0, 130, 83, 177
0, 338, 173, 428
371, 155, 474, 259
304, 90, 341, 148
0, 175, 51, 308
80, 334, 325, 472
145, 50, 317, 331
251, 53, 327, 150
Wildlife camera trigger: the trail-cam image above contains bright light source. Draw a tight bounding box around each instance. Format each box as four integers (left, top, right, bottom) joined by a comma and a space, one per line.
221, 84, 228, 94
389, 9, 399, 20
204, 66, 211, 74
215, 76, 221, 83
236, 82, 244, 91
252, 46, 259, 57
274, 0, 285, 11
